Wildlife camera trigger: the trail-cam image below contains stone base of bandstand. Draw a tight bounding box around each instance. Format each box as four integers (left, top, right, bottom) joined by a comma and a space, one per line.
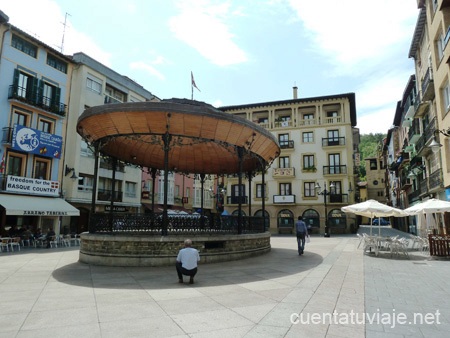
79, 232, 271, 267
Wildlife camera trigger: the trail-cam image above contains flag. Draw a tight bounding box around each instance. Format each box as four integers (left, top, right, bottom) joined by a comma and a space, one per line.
191, 71, 200, 92
0, 154, 4, 174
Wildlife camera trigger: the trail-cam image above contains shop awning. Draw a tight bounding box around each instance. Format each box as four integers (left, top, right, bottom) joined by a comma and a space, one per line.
0, 194, 80, 216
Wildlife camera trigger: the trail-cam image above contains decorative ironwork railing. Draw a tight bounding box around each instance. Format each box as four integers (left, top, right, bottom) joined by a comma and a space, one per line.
88, 213, 267, 235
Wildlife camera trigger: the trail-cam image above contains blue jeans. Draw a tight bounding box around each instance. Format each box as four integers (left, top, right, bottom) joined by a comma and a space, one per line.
297, 233, 306, 253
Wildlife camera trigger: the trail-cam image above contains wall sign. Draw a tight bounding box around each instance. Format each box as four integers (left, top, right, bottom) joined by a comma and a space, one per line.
12, 124, 62, 159
6, 175, 59, 196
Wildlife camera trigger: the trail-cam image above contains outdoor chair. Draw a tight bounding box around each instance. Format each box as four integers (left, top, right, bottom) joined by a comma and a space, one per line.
60, 235, 70, 247
356, 233, 364, 249
9, 237, 21, 252
363, 235, 379, 256
390, 238, 409, 258
0, 238, 10, 252
49, 236, 58, 248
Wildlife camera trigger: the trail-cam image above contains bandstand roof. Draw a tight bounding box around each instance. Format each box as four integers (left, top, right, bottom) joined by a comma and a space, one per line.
76, 99, 280, 174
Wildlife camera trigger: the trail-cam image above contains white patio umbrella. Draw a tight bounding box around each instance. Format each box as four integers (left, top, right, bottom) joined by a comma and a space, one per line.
404, 198, 450, 214
341, 199, 407, 235
405, 198, 450, 235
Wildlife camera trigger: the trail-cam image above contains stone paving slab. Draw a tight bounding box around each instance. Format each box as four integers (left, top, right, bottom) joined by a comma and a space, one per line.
0, 233, 448, 337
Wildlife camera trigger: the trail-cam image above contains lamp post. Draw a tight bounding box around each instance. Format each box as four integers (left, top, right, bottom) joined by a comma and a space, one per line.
208, 184, 227, 213
315, 181, 335, 237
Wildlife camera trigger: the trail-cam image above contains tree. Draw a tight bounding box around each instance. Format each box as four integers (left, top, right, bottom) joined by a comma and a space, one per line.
359, 133, 385, 180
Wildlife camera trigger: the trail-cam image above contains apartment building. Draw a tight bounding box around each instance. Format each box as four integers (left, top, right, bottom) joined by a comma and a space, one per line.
383, 1, 450, 234
0, 11, 79, 235
63, 52, 156, 234
220, 89, 358, 234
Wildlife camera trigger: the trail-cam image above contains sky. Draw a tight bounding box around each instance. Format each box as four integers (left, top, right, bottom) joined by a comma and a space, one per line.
1, 0, 420, 135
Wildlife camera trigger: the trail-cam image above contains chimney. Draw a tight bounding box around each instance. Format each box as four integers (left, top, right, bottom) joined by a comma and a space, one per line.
293, 86, 298, 100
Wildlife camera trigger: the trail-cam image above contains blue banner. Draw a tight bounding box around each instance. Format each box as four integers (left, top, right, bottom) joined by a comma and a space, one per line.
12, 124, 62, 159
446, 188, 450, 201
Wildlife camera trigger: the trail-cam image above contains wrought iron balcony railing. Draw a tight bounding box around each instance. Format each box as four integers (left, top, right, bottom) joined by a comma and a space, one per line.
8, 85, 67, 116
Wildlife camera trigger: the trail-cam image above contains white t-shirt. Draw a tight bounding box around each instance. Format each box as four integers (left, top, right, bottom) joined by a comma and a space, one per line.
176, 247, 200, 270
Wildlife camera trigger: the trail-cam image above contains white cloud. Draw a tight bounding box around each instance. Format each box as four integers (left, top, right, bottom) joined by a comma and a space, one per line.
287, 0, 417, 71
357, 107, 395, 135
2, 0, 112, 66
169, 0, 247, 66
129, 61, 165, 80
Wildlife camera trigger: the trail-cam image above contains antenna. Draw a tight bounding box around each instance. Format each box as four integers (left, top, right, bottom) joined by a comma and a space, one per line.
60, 12, 71, 53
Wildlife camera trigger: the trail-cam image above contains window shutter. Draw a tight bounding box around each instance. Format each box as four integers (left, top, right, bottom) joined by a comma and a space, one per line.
12, 69, 19, 96
34, 78, 42, 104
53, 87, 61, 112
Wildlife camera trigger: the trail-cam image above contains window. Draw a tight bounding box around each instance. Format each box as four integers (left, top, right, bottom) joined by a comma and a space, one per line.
78, 175, 94, 192
125, 181, 136, 198
327, 111, 338, 118
13, 109, 30, 126
279, 183, 291, 196
256, 183, 267, 198
42, 82, 55, 107
302, 132, 313, 143
437, 32, 445, 62
304, 182, 316, 197
105, 85, 126, 103
442, 81, 450, 111
279, 156, 290, 168
303, 113, 314, 124
11, 34, 37, 58
38, 117, 53, 133
278, 133, 289, 148
7, 153, 26, 176
185, 187, 190, 198
47, 54, 67, 73
303, 155, 315, 169
175, 185, 180, 197
34, 158, 50, 180
329, 153, 341, 174
40, 80, 62, 111
231, 184, 245, 196
327, 130, 340, 146
13, 69, 37, 100
86, 75, 102, 93
369, 159, 377, 170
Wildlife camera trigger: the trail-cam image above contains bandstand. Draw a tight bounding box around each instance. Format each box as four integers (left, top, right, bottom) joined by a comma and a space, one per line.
76, 99, 280, 266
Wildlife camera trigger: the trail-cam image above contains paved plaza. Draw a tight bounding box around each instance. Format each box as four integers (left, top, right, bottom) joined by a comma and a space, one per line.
0, 232, 448, 337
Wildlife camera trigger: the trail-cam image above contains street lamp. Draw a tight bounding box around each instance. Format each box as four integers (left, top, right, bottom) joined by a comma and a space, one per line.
208, 185, 227, 213
315, 181, 335, 237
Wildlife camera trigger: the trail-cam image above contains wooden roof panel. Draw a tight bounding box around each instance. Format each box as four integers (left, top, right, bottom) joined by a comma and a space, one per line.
77, 99, 280, 174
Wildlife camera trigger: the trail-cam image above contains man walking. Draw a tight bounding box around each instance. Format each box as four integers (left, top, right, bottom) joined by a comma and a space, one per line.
295, 216, 309, 255
176, 239, 200, 284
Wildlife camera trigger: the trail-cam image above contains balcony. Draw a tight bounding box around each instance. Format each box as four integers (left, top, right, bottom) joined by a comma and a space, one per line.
421, 68, 435, 101
324, 116, 342, 124
429, 168, 443, 190
322, 137, 345, 147
100, 160, 125, 172
104, 94, 123, 104
1, 127, 12, 144
274, 120, 292, 128
298, 118, 317, 126
273, 194, 296, 204
8, 85, 67, 116
227, 196, 248, 204
323, 165, 347, 175
408, 120, 421, 144
279, 140, 294, 149
98, 189, 123, 202
401, 177, 413, 190
329, 194, 349, 204
272, 167, 295, 178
